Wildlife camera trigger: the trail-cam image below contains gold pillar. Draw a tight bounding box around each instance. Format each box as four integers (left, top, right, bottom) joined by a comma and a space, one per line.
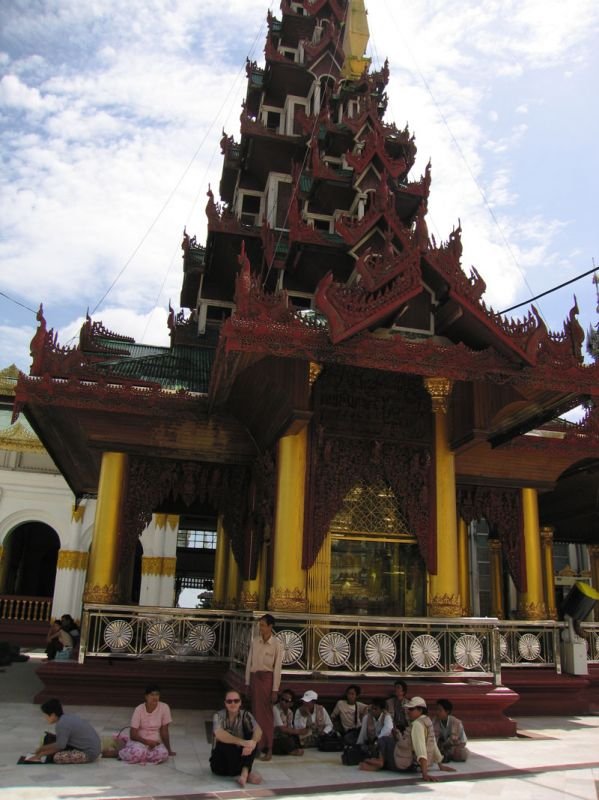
424, 378, 461, 617
268, 429, 308, 612
240, 549, 264, 611
225, 543, 240, 610
588, 545, 599, 621
458, 518, 471, 616
212, 516, 228, 609
489, 539, 505, 619
540, 526, 557, 620
307, 533, 331, 613
518, 488, 547, 619
84, 451, 127, 604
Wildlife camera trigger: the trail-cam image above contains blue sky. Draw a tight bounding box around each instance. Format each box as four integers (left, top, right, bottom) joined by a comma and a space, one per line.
1, 0, 598, 377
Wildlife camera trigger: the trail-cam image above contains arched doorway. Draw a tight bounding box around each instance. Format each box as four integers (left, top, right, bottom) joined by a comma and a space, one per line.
1, 522, 60, 597
329, 481, 426, 616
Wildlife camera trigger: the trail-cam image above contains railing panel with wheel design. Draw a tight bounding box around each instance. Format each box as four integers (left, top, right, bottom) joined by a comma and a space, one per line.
581, 622, 599, 664
495, 620, 561, 670
79, 605, 238, 664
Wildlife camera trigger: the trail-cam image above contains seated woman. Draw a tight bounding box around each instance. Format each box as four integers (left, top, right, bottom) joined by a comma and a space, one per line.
45, 620, 73, 661
330, 684, 368, 745
433, 699, 468, 762
118, 685, 176, 764
210, 690, 263, 786
272, 691, 305, 755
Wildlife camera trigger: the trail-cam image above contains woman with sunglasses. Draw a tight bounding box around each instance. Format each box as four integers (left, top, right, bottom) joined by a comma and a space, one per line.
210, 691, 263, 787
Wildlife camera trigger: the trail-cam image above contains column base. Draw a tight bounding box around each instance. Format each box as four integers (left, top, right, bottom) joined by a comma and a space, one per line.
239, 591, 259, 611
268, 587, 307, 612
429, 593, 462, 617
83, 583, 119, 604
518, 601, 548, 620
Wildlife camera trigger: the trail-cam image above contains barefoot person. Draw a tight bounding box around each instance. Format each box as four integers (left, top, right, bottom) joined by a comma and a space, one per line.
210, 690, 263, 787
27, 699, 101, 763
245, 613, 283, 761
118, 685, 176, 764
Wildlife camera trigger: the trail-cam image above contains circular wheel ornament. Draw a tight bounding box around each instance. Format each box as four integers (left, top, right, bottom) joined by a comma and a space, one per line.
410, 634, 441, 669
594, 633, 599, 661
277, 630, 304, 665
499, 634, 509, 660
146, 622, 175, 652
454, 634, 483, 669
318, 631, 351, 667
365, 633, 396, 668
518, 633, 541, 661
104, 619, 133, 651
188, 623, 216, 653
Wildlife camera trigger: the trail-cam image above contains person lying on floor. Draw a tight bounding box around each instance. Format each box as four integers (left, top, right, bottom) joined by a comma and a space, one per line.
25, 698, 101, 763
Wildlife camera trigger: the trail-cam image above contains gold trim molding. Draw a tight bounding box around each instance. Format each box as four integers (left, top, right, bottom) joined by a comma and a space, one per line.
57, 550, 88, 571
162, 557, 177, 577
83, 582, 119, 604
268, 587, 307, 612
429, 593, 463, 617
141, 556, 163, 576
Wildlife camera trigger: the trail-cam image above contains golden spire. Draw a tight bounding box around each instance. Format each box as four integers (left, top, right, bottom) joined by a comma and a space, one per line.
341, 0, 371, 80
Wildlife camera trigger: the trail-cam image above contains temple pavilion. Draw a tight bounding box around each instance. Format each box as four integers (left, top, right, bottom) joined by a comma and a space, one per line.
11, 0, 599, 693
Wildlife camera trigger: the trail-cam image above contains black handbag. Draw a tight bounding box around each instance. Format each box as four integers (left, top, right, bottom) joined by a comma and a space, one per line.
317, 730, 344, 752
341, 743, 366, 765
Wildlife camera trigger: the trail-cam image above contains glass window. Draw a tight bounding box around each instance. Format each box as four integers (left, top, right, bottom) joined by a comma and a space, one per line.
176, 529, 217, 549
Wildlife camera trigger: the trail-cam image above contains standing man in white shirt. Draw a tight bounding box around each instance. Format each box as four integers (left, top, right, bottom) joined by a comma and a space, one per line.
245, 614, 283, 762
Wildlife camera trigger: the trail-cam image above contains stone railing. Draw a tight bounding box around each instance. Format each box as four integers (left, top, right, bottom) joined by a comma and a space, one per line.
0, 594, 52, 622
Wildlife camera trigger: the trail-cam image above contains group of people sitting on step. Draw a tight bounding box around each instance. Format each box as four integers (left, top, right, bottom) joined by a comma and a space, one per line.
210, 680, 468, 786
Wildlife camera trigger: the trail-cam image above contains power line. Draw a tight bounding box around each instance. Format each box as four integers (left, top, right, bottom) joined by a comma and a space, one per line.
0, 291, 38, 315
499, 265, 598, 315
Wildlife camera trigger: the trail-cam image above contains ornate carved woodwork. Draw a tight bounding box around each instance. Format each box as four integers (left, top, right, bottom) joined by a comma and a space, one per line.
457, 485, 525, 591
303, 368, 435, 571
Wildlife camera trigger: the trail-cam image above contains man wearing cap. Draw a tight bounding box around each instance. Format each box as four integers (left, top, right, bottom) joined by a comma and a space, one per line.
293, 690, 333, 747
405, 696, 456, 781
245, 614, 284, 762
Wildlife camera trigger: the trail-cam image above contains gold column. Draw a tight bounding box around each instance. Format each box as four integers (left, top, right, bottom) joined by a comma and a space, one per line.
488, 539, 505, 619
268, 428, 308, 612
225, 543, 240, 610
588, 545, 599, 621
307, 533, 331, 613
540, 526, 557, 620
83, 451, 127, 604
212, 516, 229, 609
240, 549, 264, 611
458, 518, 471, 616
518, 488, 547, 619
424, 378, 461, 617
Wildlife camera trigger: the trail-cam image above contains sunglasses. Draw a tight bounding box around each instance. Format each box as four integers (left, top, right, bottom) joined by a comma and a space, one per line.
225, 698, 241, 704
280, 698, 293, 703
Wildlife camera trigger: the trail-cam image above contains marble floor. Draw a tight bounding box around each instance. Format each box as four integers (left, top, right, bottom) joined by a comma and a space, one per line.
1, 656, 598, 800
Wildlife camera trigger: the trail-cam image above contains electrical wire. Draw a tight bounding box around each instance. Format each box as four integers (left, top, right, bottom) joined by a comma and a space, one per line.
0, 291, 38, 315
499, 265, 598, 315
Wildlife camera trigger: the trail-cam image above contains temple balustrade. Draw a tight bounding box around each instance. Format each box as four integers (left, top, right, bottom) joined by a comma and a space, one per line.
0, 594, 52, 623
77, 604, 599, 682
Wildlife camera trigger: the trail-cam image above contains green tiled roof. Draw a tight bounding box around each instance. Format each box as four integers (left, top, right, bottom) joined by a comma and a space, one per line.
94, 344, 213, 394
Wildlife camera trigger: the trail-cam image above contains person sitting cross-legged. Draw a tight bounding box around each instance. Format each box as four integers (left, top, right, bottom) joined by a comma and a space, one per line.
272, 691, 306, 756
330, 684, 368, 745
433, 699, 469, 762
357, 698, 394, 770
293, 690, 333, 747
118, 685, 176, 764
